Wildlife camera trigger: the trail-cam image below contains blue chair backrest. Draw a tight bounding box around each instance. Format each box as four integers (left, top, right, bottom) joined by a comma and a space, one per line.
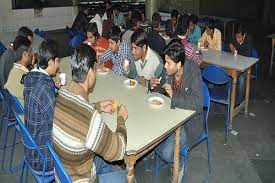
251, 48, 258, 59
65, 26, 75, 39
0, 90, 9, 114
7, 91, 24, 116
202, 82, 210, 109
202, 65, 231, 85
0, 41, 7, 56
46, 142, 72, 183
69, 32, 86, 49
34, 28, 46, 38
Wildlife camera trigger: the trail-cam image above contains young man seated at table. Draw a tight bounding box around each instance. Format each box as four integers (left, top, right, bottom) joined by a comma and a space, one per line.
83, 22, 113, 69
98, 26, 134, 75
148, 12, 166, 59
24, 39, 61, 175
113, 6, 126, 28
177, 23, 203, 65
187, 14, 201, 44
228, 24, 252, 57
0, 35, 34, 117
228, 24, 252, 104
5, 36, 33, 105
198, 19, 222, 51
150, 42, 203, 181
123, 29, 163, 87
165, 9, 179, 38
53, 44, 128, 182
122, 10, 142, 47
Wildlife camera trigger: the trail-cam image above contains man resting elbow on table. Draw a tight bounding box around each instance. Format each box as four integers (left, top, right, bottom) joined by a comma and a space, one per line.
53, 44, 128, 183
150, 42, 204, 181
122, 29, 164, 87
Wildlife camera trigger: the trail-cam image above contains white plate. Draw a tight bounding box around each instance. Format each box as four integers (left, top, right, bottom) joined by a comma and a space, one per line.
123, 79, 138, 88
148, 96, 164, 109
97, 68, 110, 75
163, 36, 170, 40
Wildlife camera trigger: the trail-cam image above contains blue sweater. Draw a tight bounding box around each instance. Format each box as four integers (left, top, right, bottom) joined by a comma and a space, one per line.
23, 70, 56, 173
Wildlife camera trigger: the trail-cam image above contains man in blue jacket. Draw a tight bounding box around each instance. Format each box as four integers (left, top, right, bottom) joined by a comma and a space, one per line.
24, 39, 61, 174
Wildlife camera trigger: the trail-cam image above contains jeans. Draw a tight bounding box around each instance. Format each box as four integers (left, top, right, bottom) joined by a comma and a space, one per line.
94, 156, 127, 183
155, 127, 187, 167
236, 72, 247, 105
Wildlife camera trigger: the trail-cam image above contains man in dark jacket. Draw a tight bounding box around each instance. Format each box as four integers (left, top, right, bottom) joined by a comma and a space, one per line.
24, 39, 61, 174
150, 42, 203, 180
165, 9, 179, 38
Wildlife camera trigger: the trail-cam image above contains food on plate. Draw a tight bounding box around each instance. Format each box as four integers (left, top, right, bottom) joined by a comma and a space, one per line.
129, 79, 136, 86
150, 99, 163, 105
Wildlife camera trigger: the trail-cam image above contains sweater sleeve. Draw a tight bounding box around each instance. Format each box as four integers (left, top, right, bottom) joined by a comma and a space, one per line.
85, 111, 127, 162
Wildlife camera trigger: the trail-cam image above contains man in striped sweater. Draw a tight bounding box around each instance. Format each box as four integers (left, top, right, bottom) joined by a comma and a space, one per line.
53, 44, 128, 182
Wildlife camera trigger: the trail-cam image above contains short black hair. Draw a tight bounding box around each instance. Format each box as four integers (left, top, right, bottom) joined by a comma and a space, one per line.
113, 5, 120, 12
13, 36, 32, 62
236, 24, 246, 36
207, 18, 215, 30
131, 29, 148, 47
106, 8, 113, 19
178, 14, 189, 26
37, 39, 59, 69
86, 22, 100, 39
71, 44, 97, 83
188, 14, 198, 24
177, 23, 188, 36
171, 9, 179, 19
107, 26, 122, 43
152, 12, 161, 29
17, 26, 33, 38
164, 42, 185, 66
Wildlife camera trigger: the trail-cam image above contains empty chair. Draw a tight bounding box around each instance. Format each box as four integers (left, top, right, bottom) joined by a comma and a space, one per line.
0, 91, 22, 173
202, 65, 231, 143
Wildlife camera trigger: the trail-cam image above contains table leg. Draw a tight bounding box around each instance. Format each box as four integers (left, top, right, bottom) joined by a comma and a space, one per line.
172, 127, 181, 183
270, 39, 275, 76
230, 73, 237, 129
124, 155, 137, 183
245, 68, 251, 114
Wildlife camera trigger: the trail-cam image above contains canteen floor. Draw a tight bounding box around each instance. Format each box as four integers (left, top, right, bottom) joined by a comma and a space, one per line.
1, 22, 275, 182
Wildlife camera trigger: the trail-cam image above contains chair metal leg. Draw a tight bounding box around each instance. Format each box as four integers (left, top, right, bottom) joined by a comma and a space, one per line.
225, 104, 230, 143
0, 120, 9, 171
182, 154, 188, 183
206, 138, 211, 176
18, 160, 25, 183
8, 125, 22, 173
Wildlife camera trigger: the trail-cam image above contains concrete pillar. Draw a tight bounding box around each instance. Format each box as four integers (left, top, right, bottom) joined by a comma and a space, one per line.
145, 0, 158, 20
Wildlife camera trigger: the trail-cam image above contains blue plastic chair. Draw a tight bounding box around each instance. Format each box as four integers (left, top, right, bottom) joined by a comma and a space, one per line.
251, 48, 259, 101
46, 141, 72, 183
15, 114, 54, 183
180, 82, 211, 183
0, 41, 6, 56
65, 26, 75, 39
0, 90, 23, 173
202, 65, 231, 143
34, 28, 46, 38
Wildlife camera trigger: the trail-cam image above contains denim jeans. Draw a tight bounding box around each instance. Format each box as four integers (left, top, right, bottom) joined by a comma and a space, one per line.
155, 127, 187, 167
236, 72, 247, 105
94, 156, 127, 183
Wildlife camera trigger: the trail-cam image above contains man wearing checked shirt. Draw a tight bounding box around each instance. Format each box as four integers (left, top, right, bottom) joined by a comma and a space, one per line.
98, 26, 134, 75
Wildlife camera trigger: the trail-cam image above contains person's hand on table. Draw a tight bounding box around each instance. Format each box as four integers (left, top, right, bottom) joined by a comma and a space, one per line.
138, 76, 146, 87
100, 100, 115, 114
163, 83, 173, 98
55, 80, 62, 89
122, 60, 130, 73
117, 105, 128, 121
150, 77, 162, 89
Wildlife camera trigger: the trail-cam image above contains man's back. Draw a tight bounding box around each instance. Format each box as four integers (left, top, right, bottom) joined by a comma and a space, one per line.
24, 70, 56, 173
53, 81, 127, 182
0, 48, 15, 88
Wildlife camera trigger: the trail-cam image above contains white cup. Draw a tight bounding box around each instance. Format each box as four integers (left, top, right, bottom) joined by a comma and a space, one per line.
124, 59, 130, 67
234, 50, 238, 56
197, 42, 201, 50
59, 73, 66, 86
87, 41, 92, 46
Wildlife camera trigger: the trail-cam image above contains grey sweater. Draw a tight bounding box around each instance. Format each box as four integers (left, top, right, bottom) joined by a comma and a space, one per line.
152, 58, 204, 147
